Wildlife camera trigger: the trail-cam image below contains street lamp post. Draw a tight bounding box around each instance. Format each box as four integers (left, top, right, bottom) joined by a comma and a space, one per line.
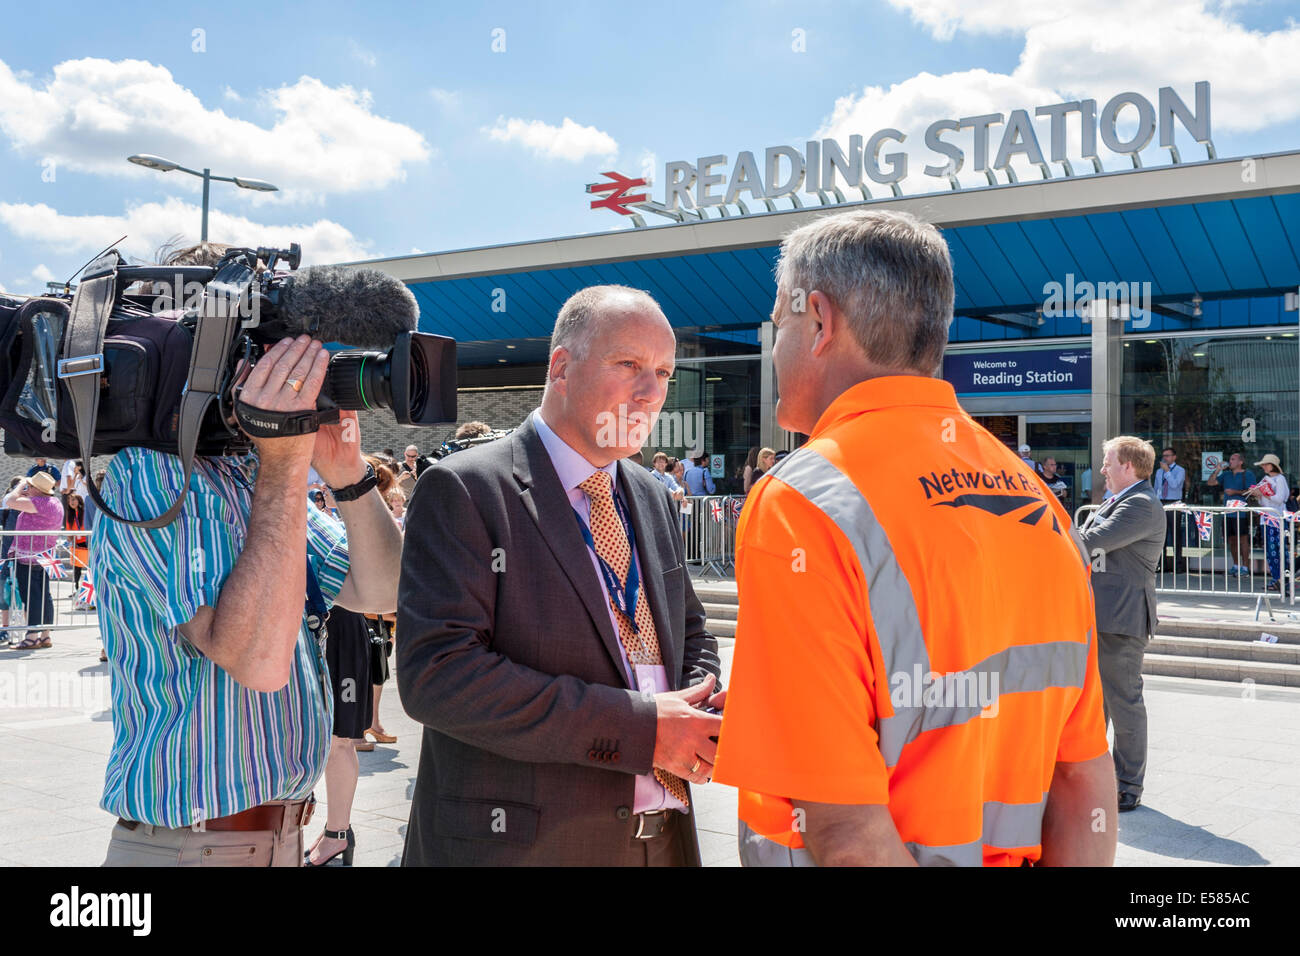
127, 154, 278, 242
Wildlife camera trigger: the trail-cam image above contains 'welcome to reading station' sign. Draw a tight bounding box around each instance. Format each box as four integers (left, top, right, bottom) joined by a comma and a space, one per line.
944, 348, 1092, 396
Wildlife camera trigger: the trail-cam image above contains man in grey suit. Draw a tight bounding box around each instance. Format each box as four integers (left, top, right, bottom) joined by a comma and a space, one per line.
1079, 436, 1167, 813
397, 284, 724, 865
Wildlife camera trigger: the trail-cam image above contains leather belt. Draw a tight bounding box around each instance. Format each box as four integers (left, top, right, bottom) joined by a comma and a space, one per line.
633, 810, 679, 840
118, 795, 314, 833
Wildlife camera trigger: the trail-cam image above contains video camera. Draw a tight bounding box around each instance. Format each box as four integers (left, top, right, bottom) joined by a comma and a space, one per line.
0, 243, 457, 528
432, 428, 515, 460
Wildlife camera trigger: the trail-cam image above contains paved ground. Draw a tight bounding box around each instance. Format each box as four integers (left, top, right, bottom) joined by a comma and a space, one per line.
1, 612, 1298, 866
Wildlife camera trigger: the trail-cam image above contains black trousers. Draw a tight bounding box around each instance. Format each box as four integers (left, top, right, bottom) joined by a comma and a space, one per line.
1162, 503, 1186, 568
15, 562, 53, 633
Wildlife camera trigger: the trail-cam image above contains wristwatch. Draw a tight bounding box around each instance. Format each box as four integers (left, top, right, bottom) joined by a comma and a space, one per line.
328, 462, 378, 502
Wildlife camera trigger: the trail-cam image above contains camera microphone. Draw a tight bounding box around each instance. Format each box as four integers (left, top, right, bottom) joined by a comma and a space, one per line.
263, 264, 419, 348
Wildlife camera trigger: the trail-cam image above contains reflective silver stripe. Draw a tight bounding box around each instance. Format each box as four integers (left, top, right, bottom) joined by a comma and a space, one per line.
905, 840, 982, 867
906, 794, 1048, 866
737, 820, 818, 867
893, 640, 1089, 749
770, 450, 930, 767
983, 796, 1048, 849
771, 449, 1090, 768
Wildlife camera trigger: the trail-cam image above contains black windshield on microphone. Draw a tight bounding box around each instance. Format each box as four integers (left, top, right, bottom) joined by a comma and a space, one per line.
250, 264, 419, 348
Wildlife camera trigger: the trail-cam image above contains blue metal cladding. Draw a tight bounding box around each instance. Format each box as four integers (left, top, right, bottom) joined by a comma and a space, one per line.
406, 194, 1300, 354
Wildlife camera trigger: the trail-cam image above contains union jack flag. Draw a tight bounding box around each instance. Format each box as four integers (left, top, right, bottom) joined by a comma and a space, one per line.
1226, 499, 1246, 509
37, 552, 66, 580
1195, 511, 1213, 541
1261, 512, 1283, 531
709, 499, 724, 523
77, 577, 95, 606
730, 498, 743, 520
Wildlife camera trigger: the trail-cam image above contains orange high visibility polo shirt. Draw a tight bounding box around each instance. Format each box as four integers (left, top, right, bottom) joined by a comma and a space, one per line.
712, 375, 1107, 866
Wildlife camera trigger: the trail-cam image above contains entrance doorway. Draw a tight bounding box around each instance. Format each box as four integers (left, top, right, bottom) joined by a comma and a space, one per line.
1025, 420, 1092, 513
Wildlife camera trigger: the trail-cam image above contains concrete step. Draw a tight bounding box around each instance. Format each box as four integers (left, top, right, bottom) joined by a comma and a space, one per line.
709, 616, 736, 639
700, 601, 737, 622
1148, 634, 1300, 665
1157, 617, 1300, 644
692, 581, 738, 606
1142, 653, 1300, 687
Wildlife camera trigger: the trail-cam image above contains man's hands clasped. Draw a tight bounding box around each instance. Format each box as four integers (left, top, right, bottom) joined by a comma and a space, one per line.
652, 673, 726, 785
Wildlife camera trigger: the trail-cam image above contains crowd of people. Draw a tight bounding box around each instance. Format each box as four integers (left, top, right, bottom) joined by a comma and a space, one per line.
1019, 441, 1296, 591
16, 212, 1281, 869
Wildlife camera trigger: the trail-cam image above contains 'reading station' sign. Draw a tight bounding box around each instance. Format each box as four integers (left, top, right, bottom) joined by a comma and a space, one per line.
590, 82, 1212, 218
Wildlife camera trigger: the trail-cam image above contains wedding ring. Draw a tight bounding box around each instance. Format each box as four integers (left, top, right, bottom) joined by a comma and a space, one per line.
286, 379, 303, 392
690, 759, 701, 774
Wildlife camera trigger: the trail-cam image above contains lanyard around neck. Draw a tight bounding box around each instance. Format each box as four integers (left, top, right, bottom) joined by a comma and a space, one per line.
573, 487, 641, 635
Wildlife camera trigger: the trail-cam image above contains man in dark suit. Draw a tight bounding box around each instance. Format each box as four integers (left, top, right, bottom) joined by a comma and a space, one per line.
1079, 436, 1167, 813
398, 284, 723, 866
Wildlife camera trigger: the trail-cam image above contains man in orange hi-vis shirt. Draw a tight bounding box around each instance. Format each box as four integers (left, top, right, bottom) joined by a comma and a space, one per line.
712, 209, 1117, 867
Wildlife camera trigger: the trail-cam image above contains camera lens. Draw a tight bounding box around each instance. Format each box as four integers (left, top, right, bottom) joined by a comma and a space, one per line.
320, 332, 457, 426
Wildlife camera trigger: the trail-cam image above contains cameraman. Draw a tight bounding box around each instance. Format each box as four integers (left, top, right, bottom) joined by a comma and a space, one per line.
95, 333, 402, 867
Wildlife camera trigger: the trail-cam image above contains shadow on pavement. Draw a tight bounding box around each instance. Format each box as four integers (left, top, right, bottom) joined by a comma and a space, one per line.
1119, 806, 1268, 865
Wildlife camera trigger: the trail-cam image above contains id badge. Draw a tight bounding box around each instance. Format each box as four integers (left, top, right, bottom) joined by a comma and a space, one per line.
635, 663, 667, 696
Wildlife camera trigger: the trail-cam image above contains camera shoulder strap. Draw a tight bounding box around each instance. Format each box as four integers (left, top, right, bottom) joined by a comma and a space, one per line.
64, 253, 240, 529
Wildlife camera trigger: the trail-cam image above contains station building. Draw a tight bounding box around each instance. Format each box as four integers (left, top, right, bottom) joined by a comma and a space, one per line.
350, 149, 1300, 512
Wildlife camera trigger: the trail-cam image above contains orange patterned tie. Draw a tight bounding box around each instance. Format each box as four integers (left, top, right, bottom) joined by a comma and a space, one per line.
578, 470, 689, 806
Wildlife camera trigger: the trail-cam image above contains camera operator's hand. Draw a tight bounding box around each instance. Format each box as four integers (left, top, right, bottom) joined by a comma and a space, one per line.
238, 335, 329, 461
313, 410, 366, 490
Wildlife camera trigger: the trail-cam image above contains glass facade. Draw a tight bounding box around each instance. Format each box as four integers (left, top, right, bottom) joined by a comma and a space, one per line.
1121, 332, 1300, 505
950, 294, 1297, 343
658, 358, 760, 495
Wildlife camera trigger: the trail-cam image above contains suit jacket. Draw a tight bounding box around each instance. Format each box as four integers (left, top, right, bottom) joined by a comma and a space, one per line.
1079, 482, 1166, 638
396, 415, 721, 866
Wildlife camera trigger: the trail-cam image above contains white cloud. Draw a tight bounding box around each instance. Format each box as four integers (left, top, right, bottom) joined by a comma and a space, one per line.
222, 85, 242, 103
7, 263, 56, 294
816, 1, 1300, 189
0, 198, 372, 265
0, 57, 431, 201
429, 88, 461, 109
350, 42, 377, 68
485, 116, 618, 162
637, 150, 657, 187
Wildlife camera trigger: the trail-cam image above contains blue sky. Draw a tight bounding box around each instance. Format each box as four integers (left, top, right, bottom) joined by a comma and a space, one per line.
1, 0, 1298, 291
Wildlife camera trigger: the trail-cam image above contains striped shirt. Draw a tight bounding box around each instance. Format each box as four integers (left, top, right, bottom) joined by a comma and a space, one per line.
91, 447, 350, 829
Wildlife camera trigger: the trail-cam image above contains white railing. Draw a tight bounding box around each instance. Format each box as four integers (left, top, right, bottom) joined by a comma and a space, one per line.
1074, 502, 1296, 605
0, 528, 98, 636
679, 495, 744, 578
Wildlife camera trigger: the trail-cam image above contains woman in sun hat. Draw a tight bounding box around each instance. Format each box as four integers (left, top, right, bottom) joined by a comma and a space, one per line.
1247, 454, 1290, 592
3, 471, 65, 649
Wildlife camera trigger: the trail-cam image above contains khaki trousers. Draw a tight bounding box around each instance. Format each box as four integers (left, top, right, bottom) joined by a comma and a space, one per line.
102, 801, 306, 867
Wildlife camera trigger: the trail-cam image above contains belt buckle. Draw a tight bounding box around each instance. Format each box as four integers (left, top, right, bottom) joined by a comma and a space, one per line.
634, 810, 665, 840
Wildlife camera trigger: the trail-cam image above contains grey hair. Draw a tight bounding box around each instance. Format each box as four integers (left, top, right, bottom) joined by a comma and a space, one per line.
775, 209, 954, 374
549, 284, 663, 362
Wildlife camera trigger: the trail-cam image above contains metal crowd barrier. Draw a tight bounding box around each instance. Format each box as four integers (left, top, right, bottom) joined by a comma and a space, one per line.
1074, 502, 1296, 607
0, 528, 98, 634
680, 495, 744, 578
